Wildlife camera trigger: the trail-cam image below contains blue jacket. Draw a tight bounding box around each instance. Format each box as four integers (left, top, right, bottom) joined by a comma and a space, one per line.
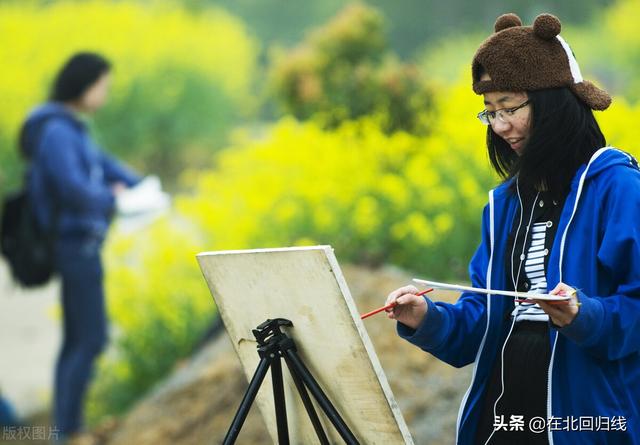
24, 102, 140, 241
399, 148, 640, 444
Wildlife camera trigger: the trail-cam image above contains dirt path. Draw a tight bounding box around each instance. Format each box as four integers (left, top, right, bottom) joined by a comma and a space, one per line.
0, 259, 60, 418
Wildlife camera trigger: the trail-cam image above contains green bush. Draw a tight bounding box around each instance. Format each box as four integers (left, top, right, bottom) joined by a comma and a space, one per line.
268, 4, 434, 135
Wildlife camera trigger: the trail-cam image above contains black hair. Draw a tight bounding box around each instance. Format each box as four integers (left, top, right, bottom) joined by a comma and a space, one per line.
49, 52, 111, 102
487, 87, 606, 198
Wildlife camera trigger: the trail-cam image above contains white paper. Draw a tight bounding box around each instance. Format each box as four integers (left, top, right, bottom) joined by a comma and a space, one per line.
116, 175, 171, 216
115, 176, 171, 232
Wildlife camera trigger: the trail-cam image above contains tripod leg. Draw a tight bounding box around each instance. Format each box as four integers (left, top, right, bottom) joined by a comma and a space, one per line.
271, 355, 289, 445
284, 349, 360, 445
223, 357, 271, 445
283, 355, 330, 445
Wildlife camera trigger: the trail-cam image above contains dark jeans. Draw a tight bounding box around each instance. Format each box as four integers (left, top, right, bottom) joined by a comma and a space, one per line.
475, 320, 551, 445
53, 237, 107, 434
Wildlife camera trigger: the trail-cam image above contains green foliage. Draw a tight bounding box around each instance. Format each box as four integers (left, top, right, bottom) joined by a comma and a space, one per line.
417, 33, 485, 86
203, 0, 349, 47
269, 4, 434, 134
95, 68, 238, 181
0, 0, 259, 190
366, 0, 613, 57
192, 0, 612, 58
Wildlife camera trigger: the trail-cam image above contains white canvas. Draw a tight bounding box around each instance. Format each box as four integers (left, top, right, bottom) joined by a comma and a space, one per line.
197, 245, 414, 444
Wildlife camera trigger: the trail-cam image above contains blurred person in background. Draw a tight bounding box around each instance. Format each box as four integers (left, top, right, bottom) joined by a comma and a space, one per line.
385, 13, 639, 445
0, 391, 20, 427
20, 52, 141, 441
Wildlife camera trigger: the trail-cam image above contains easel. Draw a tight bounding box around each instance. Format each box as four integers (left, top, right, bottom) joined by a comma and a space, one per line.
223, 318, 359, 445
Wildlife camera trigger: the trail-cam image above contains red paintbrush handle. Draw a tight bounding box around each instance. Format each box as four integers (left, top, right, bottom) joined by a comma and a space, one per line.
360, 288, 434, 320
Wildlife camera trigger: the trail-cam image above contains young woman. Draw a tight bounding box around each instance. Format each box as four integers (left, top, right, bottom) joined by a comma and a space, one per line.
385, 14, 640, 444
22, 52, 141, 439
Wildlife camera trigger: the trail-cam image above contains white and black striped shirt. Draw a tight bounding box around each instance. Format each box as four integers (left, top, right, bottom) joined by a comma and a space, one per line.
513, 222, 551, 321
507, 190, 566, 322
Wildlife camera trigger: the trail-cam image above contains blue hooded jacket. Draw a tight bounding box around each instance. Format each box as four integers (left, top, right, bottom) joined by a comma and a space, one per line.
23, 102, 140, 241
399, 148, 640, 444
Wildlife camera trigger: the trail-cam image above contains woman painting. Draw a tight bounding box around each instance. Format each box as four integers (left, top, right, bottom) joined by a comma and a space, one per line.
386, 13, 640, 444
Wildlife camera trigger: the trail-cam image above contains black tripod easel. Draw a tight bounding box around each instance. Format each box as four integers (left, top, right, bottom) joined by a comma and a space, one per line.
223, 318, 359, 445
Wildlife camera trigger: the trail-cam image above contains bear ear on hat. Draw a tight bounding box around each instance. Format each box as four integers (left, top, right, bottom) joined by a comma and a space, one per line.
533, 13, 561, 40
494, 13, 522, 32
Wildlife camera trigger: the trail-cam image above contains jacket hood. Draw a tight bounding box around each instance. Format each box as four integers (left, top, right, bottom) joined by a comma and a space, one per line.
493, 147, 638, 199
21, 102, 83, 158
577, 147, 639, 184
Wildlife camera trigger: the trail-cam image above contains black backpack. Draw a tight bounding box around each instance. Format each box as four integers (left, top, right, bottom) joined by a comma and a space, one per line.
0, 116, 58, 287
1, 190, 56, 287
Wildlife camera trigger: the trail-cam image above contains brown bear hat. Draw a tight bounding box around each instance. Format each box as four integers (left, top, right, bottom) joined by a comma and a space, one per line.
472, 13, 611, 110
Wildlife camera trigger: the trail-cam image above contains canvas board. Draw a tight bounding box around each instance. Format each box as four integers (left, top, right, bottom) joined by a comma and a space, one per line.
197, 245, 414, 444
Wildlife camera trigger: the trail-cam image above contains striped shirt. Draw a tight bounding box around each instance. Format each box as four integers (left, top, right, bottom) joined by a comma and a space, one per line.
513, 222, 551, 321
506, 189, 566, 323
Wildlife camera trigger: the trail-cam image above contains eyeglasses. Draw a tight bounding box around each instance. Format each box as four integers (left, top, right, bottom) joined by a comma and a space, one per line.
477, 100, 530, 125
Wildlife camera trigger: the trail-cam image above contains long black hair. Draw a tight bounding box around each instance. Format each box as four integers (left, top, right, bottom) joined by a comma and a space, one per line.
49, 52, 111, 102
487, 87, 606, 198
